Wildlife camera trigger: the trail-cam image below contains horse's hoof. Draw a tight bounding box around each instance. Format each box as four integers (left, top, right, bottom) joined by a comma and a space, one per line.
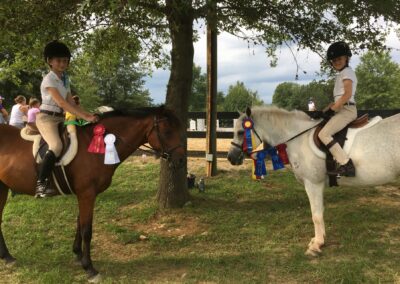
4, 256, 16, 266
88, 273, 102, 283
305, 248, 321, 257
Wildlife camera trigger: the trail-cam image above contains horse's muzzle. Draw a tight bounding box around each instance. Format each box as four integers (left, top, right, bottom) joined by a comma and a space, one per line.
227, 148, 244, 165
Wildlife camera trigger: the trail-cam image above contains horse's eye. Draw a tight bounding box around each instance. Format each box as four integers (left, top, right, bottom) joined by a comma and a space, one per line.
237, 130, 244, 136
164, 130, 172, 138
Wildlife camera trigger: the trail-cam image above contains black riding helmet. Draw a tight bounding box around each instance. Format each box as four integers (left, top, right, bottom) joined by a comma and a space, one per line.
43, 40, 71, 63
326, 41, 352, 61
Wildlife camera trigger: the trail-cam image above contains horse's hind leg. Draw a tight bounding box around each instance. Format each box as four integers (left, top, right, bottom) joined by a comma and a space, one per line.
0, 182, 16, 264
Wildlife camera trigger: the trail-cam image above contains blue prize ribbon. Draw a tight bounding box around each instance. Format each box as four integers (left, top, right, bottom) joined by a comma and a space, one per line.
267, 147, 285, 170
254, 150, 267, 177
244, 128, 253, 154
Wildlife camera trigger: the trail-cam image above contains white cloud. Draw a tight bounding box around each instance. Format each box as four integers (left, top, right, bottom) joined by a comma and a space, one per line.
145, 26, 400, 104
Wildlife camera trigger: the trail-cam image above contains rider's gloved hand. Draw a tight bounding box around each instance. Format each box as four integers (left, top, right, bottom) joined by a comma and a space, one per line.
308, 111, 324, 119
322, 108, 335, 120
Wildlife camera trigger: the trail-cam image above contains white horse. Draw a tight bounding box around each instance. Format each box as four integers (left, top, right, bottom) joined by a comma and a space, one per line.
227, 106, 400, 256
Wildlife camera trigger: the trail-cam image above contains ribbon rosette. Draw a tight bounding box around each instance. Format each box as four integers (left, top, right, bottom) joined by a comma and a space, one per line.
104, 134, 120, 165
242, 118, 255, 154
88, 124, 106, 154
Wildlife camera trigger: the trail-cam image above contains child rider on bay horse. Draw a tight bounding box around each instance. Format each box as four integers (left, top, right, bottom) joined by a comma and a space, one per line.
318, 41, 357, 177
35, 40, 98, 198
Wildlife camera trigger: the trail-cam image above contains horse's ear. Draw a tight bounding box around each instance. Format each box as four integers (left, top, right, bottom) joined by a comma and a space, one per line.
237, 109, 244, 116
245, 106, 251, 117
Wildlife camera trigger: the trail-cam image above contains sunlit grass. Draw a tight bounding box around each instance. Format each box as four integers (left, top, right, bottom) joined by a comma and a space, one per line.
1, 157, 399, 283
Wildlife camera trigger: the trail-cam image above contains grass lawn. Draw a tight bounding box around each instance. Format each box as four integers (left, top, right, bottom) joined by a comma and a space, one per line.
1, 157, 400, 283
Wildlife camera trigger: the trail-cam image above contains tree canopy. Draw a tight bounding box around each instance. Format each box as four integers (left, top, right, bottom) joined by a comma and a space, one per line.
355, 51, 400, 109
223, 81, 264, 111
272, 80, 334, 111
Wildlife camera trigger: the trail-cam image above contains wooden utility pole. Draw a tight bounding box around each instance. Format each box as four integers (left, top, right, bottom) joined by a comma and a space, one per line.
206, 1, 217, 177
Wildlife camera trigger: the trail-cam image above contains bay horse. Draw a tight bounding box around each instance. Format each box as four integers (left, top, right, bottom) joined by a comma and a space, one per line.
0, 106, 184, 282
227, 106, 400, 257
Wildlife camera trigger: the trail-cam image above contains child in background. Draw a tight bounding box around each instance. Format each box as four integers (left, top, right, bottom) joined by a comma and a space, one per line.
26, 98, 41, 134
28, 98, 41, 123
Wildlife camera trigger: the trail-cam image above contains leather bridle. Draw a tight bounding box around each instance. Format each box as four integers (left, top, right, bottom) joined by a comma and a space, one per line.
142, 116, 184, 160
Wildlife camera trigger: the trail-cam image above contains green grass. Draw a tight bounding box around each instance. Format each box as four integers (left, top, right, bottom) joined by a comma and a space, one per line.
1, 157, 400, 283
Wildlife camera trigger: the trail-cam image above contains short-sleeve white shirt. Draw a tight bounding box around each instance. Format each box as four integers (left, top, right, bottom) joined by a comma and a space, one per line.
40, 71, 70, 113
333, 67, 357, 103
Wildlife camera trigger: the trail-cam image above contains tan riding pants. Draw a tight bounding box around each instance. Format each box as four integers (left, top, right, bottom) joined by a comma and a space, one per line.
36, 113, 65, 157
318, 105, 357, 165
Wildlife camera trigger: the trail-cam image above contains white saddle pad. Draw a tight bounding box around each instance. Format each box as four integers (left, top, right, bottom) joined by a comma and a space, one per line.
20, 124, 79, 166
309, 116, 383, 159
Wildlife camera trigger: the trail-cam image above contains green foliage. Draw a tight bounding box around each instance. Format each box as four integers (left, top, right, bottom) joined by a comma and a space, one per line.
355, 51, 400, 109
222, 81, 264, 111
189, 65, 224, 111
272, 80, 333, 111
71, 27, 153, 110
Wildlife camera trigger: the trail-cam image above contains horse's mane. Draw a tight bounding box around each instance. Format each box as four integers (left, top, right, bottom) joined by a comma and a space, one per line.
98, 105, 182, 128
251, 105, 311, 128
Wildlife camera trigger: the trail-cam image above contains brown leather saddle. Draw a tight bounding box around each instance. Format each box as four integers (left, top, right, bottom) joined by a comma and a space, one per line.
313, 114, 369, 187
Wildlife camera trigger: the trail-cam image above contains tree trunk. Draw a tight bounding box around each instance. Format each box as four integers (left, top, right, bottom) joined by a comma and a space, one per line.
157, 0, 193, 208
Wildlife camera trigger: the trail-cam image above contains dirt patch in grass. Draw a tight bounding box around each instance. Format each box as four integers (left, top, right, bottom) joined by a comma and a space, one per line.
93, 229, 149, 262
134, 213, 208, 238
357, 185, 400, 207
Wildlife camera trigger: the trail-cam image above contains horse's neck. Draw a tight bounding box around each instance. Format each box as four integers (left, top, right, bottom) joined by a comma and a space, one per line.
255, 111, 319, 146
80, 117, 150, 161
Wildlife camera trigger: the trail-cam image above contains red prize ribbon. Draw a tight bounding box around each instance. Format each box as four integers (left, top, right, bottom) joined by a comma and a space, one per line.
276, 144, 289, 164
88, 124, 106, 154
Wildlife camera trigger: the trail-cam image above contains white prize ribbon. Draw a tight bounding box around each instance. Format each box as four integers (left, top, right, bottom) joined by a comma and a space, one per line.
104, 134, 120, 164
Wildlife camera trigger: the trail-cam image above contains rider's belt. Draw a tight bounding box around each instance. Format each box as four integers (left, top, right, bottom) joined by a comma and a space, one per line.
40, 110, 64, 117
344, 102, 356, 106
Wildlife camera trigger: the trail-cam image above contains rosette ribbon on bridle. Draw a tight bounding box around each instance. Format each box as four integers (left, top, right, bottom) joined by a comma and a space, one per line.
242, 118, 256, 154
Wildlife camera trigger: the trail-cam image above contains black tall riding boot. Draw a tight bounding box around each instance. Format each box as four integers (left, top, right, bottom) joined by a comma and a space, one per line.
327, 159, 356, 177
35, 150, 57, 198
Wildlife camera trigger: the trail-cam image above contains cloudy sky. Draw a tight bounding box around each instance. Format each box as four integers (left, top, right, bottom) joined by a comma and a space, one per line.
145, 27, 400, 105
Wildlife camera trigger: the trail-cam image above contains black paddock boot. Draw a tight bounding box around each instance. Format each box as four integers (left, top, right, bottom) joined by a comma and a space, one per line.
327, 159, 356, 177
35, 150, 57, 198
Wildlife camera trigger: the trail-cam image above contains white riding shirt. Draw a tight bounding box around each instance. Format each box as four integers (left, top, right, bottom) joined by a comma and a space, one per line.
40, 71, 70, 113
333, 66, 357, 104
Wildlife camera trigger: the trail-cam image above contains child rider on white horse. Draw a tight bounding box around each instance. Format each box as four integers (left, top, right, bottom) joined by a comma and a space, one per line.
317, 42, 357, 177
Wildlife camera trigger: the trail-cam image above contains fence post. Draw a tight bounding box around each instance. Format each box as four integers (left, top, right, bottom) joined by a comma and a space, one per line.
206, 0, 218, 177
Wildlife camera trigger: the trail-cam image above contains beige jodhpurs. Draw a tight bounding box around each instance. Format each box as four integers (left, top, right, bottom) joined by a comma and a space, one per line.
36, 113, 65, 157
318, 105, 357, 165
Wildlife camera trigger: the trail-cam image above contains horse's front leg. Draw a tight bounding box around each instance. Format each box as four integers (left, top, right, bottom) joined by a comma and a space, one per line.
304, 179, 326, 256
0, 187, 15, 264
72, 215, 82, 262
77, 191, 101, 283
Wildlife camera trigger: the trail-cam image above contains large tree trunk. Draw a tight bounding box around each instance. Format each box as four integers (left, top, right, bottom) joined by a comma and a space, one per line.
157, 0, 193, 208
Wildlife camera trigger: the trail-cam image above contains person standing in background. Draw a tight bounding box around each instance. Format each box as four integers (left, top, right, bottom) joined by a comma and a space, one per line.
9, 95, 29, 129
0, 96, 9, 124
